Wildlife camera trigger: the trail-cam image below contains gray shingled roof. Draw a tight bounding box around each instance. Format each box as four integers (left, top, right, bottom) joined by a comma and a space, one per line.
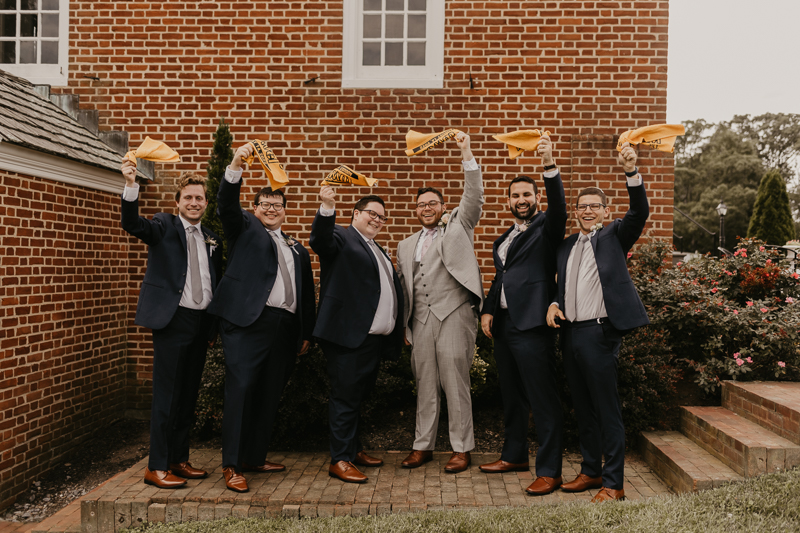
0, 69, 124, 175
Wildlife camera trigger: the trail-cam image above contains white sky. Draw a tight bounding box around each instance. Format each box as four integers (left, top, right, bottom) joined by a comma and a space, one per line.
667, 0, 800, 124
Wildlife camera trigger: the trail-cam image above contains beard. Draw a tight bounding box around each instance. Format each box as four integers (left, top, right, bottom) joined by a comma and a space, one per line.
510, 201, 537, 221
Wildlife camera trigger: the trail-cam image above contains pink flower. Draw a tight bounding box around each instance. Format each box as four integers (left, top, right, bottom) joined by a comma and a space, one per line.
760, 246, 765, 251
677, 262, 683, 266
787, 297, 795, 304
733, 310, 739, 315
733, 352, 740, 358
627, 252, 633, 259
761, 308, 768, 313
747, 301, 754, 307
736, 359, 744, 366
793, 273, 799, 280
746, 357, 752, 363
711, 288, 718, 293
741, 251, 748, 258
766, 259, 772, 264
778, 361, 786, 368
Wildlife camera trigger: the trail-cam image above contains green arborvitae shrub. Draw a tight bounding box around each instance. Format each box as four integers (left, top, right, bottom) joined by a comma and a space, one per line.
202, 117, 233, 268
747, 169, 796, 245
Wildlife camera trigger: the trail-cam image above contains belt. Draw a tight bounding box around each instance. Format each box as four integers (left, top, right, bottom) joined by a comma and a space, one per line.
562, 317, 608, 328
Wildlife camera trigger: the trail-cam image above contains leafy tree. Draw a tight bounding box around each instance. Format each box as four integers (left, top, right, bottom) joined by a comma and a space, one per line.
202, 118, 234, 270
747, 169, 796, 245
674, 184, 756, 253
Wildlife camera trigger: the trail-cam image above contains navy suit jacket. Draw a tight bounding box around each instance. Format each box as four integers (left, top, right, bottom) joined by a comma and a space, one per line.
310, 210, 404, 355
121, 198, 222, 333
484, 172, 567, 332
206, 178, 316, 349
555, 181, 650, 332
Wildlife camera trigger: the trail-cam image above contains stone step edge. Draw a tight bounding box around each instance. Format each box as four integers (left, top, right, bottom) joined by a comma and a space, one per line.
722, 381, 800, 445
640, 431, 743, 494
681, 406, 800, 477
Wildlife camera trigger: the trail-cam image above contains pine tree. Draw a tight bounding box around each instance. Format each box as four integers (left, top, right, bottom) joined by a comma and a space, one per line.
747, 169, 796, 245
203, 118, 234, 270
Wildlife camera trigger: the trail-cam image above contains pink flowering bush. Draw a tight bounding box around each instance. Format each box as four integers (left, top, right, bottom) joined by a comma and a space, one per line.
629, 238, 799, 394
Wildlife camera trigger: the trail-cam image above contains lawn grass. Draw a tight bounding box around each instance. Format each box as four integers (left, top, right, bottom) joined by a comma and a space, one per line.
127, 468, 800, 533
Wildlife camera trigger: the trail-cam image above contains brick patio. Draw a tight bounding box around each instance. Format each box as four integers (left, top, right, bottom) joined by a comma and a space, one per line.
13, 450, 670, 533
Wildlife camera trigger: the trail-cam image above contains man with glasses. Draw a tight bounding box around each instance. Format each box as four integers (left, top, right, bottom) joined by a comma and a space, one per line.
120, 161, 222, 489
546, 141, 649, 502
310, 187, 404, 483
207, 143, 316, 492
479, 134, 568, 496
395, 132, 484, 474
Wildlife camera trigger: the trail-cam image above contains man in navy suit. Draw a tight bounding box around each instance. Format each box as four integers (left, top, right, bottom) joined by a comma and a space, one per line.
206, 143, 316, 493
120, 160, 222, 489
310, 186, 404, 483
479, 135, 568, 495
546, 141, 649, 503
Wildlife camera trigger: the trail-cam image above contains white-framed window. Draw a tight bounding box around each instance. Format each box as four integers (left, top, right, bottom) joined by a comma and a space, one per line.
342, 0, 445, 89
0, 0, 69, 86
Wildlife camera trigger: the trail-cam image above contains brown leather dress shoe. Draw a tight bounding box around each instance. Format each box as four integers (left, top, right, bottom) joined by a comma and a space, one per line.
401, 450, 433, 468
242, 461, 286, 473
353, 451, 384, 467
525, 475, 563, 496
591, 487, 625, 502
169, 462, 208, 479
223, 467, 249, 493
143, 468, 186, 489
561, 473, 603, 493
328, 461, 368, 483
479, 459, 530, 473
444, 452, 471, 473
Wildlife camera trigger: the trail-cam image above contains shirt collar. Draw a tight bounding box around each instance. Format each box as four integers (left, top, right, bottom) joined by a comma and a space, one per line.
178, 215, 201, 232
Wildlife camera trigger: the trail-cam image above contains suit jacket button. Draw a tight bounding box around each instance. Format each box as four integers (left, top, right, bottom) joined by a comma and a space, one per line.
178, 289, 182, 293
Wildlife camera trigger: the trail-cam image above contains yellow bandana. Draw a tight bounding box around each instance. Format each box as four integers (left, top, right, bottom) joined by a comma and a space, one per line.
242, 140, 289, 190
492, 129, 551, 159
321, 165, 377, 187
617, 124, 685, 153
124, 137, 180, 166
405, 129, 462, 156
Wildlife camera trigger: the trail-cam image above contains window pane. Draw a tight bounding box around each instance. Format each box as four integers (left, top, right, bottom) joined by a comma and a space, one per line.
19, 39, 35, 63
42, 0, 59, 9
407, 41, 425, 65
409, 0, 425, 9
20, 13, 36, 37
41, 13, 57, 37
363, 0, 381, 10
386, 0, 403, 11
385, 14, 403, 38
41, 39, 56, 63
363, 14, 381, 38
0, 14, 15, 37
0, 0, 16, 10
408, 14, 425, 38
385, 41, 403, 65
0, 41, 14, 63
20, 0, 37, 9
363, 41, 381, 66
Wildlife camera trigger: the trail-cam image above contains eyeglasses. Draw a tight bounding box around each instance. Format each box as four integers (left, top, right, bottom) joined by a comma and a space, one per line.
576, 203, 606, 212
416, 200, 442, 210
257, 201, 284, 211
358, 209, 389, 224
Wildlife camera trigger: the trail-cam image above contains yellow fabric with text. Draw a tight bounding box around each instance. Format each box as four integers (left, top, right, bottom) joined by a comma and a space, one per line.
617, 124, 686, 154
492, 129, 552, 159
321, 165, 377, 187
242, 140, 289, 190
124, 137, 180, 166
405, 129, 462, 156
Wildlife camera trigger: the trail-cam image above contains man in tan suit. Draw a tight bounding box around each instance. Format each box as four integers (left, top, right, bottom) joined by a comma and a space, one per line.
396, 132, 484, 473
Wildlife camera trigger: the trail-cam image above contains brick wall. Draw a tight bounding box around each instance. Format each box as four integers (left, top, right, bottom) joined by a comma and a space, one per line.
63, 1, 673, 409
0, 170, 130, 508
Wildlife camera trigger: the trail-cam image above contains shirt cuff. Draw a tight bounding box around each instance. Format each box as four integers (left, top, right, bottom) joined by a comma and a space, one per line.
122, 183, 139, 201
550, 302, 559, 308
626, 174, 643, 187
225, 166, 244, 183
462, 158, 480, 171
319, 206, 335, 217
543, 169, 559, 178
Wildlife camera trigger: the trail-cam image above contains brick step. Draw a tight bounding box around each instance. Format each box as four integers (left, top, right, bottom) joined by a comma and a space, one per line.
640, 431, 743, 494
681, 406, 800, 477
722, 381, 800, 445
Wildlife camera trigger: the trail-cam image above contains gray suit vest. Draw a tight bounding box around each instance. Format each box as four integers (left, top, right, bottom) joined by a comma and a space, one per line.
411, 242, 472, 324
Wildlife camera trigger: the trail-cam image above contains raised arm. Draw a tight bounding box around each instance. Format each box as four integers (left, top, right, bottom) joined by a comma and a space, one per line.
216, 144, 254, 243
455, 132, 484, 230
309, 185, 345, 259
120, 157, 167, 245
539, 134, 567, 245
615, 142, 650, 252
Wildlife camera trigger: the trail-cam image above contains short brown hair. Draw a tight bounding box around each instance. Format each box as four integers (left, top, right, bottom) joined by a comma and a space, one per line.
174, 172, 207, 201
253, 187, 287, 209
576, 187, 607, 207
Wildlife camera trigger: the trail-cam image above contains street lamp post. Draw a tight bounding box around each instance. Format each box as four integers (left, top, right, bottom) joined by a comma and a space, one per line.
715, 200, 727, 254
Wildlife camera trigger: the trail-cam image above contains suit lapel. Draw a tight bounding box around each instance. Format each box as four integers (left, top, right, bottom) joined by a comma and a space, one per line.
494, 225, 515, 268
349, 226, 380, 275
590, 228, 600, 255
200, 225, 216, 286
174, 216, 188, 257
283, 231, 302, 309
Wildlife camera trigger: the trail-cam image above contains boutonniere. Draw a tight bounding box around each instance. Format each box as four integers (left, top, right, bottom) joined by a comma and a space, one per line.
589, 223, 603, 238
518, 220, 532, 232
282, 234, 299, 254
203, 234, 218, 255
375, 242, 391, 258
438, 212, 450, 228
